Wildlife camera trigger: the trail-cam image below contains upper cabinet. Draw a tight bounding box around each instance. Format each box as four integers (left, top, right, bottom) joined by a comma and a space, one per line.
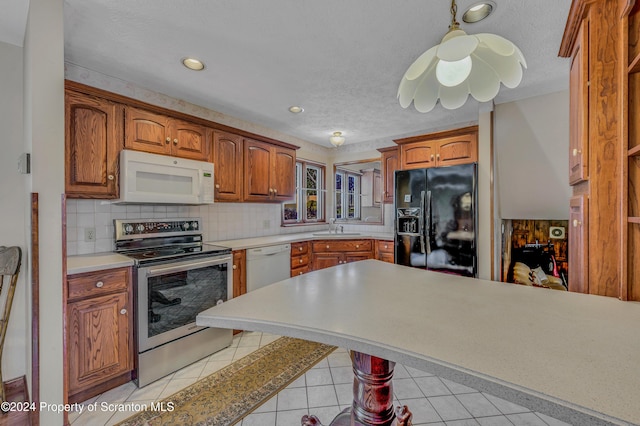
395, 126, 478, 170
65, 89, 123, 199
124, 107, 211, 162
212, 130, 244, 202
243, 139, 296, 202
378, 146, 399, 204
568, 15, 589, 185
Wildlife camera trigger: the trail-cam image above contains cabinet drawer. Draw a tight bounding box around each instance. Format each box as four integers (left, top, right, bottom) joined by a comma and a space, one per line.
68, 267, 129, 301
291, 265, 311, 277
291, 241, 309, 256
312, 240, 373, 253
291, 253, 310, 269
376, 240, 394, 254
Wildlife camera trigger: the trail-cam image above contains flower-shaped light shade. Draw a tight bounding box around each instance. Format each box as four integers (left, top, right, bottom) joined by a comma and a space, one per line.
329, 131, 345, 147
398, 5, 527, 112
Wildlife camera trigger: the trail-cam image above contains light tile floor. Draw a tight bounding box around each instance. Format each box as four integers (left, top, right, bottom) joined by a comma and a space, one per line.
68, 332, 573, 426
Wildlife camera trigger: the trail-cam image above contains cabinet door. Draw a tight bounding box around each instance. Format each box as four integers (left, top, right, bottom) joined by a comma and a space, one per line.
380, 147, 399, 204
67, 292, 131, 396
272, 147, 296, 200
436, 134, 478, 167
401, 142, 436, 170
213, 130, 244, 201
169, 119, 210, 161
65, 91, 122, 198
125, 107, 171, 155
569, 19, 589, 185
345, 254, 372, 263
244, 139, 273, 201
232, 250, 247, 298
312, 253, 342, 270
568, 194, 588, 293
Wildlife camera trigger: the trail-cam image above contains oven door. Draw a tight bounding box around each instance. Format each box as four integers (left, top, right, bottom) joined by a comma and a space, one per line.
137, 254, 232, 353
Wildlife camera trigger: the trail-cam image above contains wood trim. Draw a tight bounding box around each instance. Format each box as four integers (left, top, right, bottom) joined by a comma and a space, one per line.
377, 146, 398, 153
489, 111, 495, 281
630, 145, 640, 156
30, 193, 40, 426
60, 194, 67, 426
393, 125, 478, 145
64, 80, 300, 151
621, 0, 637, 17
559, 0, 597, 57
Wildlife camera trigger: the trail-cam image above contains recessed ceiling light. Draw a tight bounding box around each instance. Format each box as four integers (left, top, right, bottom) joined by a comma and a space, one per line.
182, 57, 205, 71
288, 106, 304, 113
462, 2, 495, 23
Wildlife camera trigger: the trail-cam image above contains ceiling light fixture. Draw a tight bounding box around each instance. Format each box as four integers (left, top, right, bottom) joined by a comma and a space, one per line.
462, 2, 494, 23
288, 106, 304, 113
182, 57, 205, 71
329, 131, 345, 147
397, 0, 526, 113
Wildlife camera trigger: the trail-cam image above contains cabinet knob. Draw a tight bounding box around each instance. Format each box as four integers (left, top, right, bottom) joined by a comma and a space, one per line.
436, 154, 440, 160
572, 148, 581, 157
166, 137, 171, 144
95, 281, 104, 288
232, 264, 237, 270
430, 154, 434, 161
355, 245, 360, 248
298, 246, 303, 251
573, 219, 582, 227
299, 259, 303, 263
274, 188, 278, 196
384, 244, 388, 249
299, 271, 303, 275
108, 174, 114, 181
120, 309, 127, 315
173, 138, 178, 145
326, 245, 330, 249
215, 184, 220, 189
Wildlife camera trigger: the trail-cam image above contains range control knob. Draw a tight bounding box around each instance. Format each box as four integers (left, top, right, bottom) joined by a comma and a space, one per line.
182, 222, 190, 230
136, 224, 145, 233
124, 224, 133, 233
191, 221, 198, 230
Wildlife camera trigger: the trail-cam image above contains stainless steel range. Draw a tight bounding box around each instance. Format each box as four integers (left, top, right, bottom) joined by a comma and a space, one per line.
114, 218, 233, 387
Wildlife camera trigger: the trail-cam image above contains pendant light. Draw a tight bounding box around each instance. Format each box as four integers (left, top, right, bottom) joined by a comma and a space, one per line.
329, 131, 345, 147
398, 0, 527, 112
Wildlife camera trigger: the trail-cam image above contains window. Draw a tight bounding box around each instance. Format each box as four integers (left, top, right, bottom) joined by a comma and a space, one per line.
335, 169, 361, 220
283, 160, 325, 224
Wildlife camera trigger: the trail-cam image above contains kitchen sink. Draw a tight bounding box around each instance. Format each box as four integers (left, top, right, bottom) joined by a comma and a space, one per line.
312, 232, 362, 236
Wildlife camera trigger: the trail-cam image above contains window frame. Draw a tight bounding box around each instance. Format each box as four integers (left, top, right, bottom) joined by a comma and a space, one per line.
335, 168, 361, 220
282, 159, 326, 225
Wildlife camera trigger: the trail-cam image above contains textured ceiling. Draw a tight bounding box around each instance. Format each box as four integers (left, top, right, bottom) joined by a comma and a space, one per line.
60, 1, 571, 148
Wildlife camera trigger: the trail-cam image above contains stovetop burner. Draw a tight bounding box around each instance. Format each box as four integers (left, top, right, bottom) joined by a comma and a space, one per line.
114, 218, 231, 264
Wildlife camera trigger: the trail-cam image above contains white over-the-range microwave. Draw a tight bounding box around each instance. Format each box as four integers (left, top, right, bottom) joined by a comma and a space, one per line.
116, 149, 214, 205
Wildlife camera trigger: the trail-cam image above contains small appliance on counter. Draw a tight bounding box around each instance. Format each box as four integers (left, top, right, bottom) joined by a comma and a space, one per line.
394, 164, 478, 277
114, 218, 232, 387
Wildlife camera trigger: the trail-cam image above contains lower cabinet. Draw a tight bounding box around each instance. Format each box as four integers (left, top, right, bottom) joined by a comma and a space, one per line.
232, 250, 247, 335
66, 267, 133, 403
375, 240, 395, 263
311, 240, 373, 271
291, 242, 311, 276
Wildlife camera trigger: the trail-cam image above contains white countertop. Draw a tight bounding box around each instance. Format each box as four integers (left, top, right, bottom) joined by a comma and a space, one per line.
197, 260, 640, 426
209, 231, 394, 251
67, 252, 134, 275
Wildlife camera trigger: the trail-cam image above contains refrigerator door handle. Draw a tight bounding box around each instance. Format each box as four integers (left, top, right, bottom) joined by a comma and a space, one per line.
425, 190, 432, 255
419, 191, 426, 254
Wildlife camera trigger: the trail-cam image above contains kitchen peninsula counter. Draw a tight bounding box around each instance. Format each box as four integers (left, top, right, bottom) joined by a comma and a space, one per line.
67, 252, 134, 275
198, 260, 640, 426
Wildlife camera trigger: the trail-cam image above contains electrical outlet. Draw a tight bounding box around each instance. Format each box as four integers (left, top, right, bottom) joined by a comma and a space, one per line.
84, 228, 96, 242
262, 220, 270, 229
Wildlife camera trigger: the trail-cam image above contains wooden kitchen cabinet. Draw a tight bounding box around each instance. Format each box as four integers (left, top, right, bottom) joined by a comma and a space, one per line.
568, 195, 588, 294
311, 240, 373, 271
568, 16, 589, 185
213, 130, 244, 201
396, 126, 478, 170
66, 267, 133, 403
244, 139, 296, 202
232, 250, 247, 298
378, 146, 399, 204
291, 241, 311, 276
125, 106, 211, 162
65, 89, 123, 199
375, 240, 394, 264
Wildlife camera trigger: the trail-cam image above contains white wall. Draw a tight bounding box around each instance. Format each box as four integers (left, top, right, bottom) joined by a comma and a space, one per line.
25, 0, 65, 424
0, 41, 28, 382
494, 91, 571, 219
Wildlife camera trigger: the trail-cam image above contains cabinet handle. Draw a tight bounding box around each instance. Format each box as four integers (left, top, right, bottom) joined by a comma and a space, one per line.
572, 148, 581, 157
299, 271, 303, 275
436, 154, 440, 160
298, 246, 303, 251
232, 264, 237, 270
326, 245, 330, 249
108, 174, 114, 181
120, 309, 127, 315
166, 137, 171, 144
355, 245, 360, 248
573, 219, 582, 227
95, 281, 104, 288
299, 259, 303, 263
384, 244, 388, 249
173, 138, 178, 145
430, 154, 434, 161
215, 184, 220, 189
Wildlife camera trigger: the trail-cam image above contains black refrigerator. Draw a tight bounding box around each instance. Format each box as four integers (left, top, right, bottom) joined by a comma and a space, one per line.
394, 164, 478, 277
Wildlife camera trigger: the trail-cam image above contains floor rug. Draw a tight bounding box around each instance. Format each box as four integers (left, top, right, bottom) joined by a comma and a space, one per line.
116, 337, 336, 426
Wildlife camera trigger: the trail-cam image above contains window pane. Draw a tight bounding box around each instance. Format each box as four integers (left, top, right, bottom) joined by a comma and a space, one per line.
335, 191, 342, 219
336, 173, 342, 191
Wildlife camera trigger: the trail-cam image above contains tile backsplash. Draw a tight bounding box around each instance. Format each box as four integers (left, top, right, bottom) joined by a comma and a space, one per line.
66, 200, 394, 256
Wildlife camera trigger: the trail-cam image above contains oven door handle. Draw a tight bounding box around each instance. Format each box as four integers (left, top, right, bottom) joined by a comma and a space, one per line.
145, 256, 232, 277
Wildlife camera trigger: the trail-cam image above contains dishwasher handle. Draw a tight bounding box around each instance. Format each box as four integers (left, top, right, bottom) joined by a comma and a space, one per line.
247, 244, 291, 259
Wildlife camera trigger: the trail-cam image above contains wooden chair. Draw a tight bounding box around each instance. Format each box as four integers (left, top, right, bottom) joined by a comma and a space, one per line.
0, 246, 22, 403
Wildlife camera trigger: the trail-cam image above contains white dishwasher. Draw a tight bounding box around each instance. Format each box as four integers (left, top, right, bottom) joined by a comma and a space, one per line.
246, 243, 291, 292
